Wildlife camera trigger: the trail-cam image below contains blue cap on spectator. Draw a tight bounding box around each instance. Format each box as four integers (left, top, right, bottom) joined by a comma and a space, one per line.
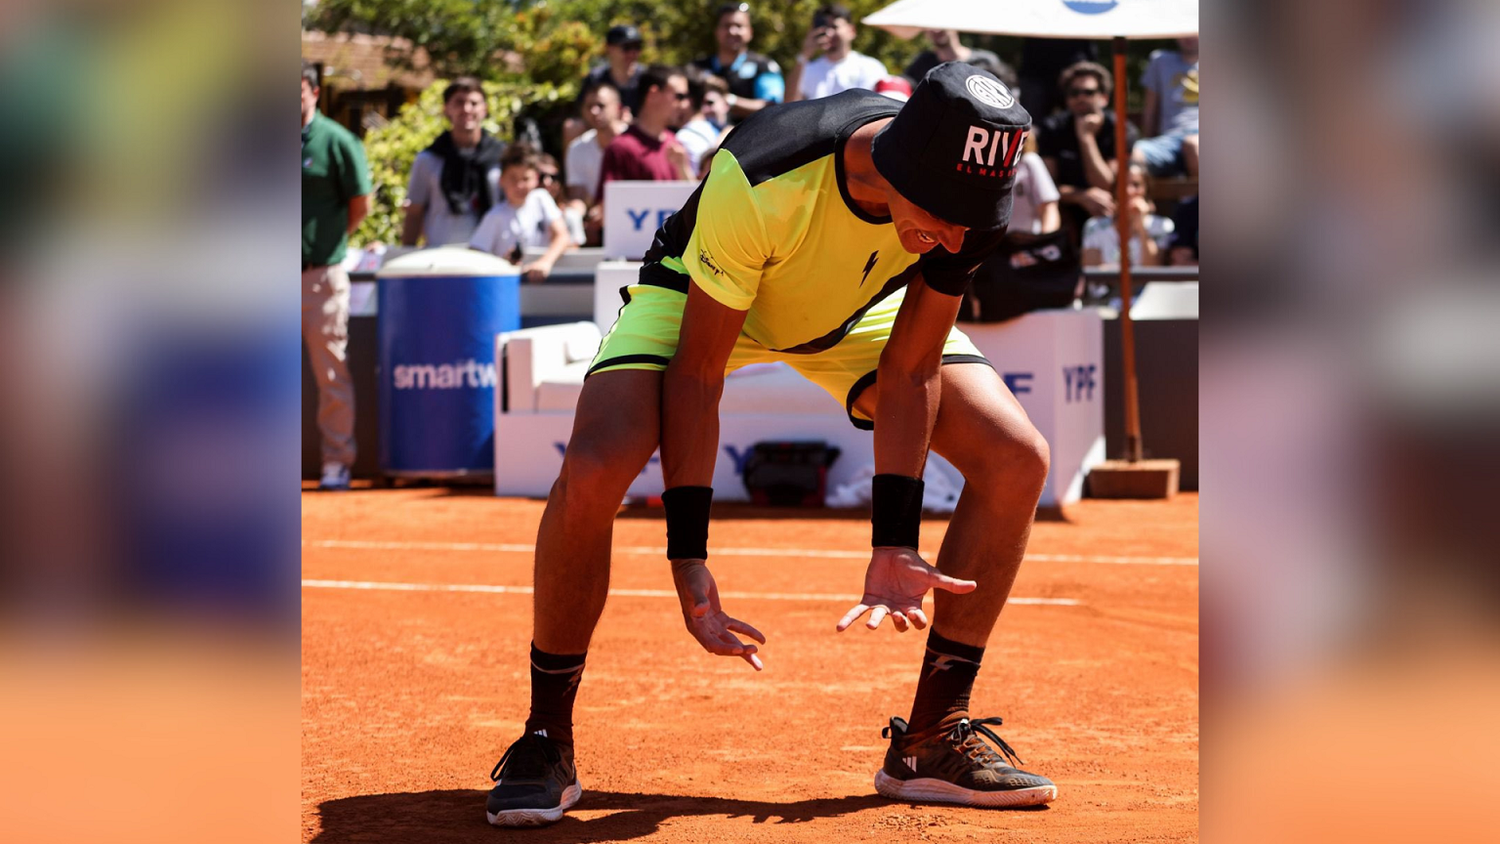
871, 61, 1032, 230
606, 25, 643, 47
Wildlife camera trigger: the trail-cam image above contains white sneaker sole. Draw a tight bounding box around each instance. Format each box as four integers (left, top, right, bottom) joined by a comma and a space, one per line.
486, 780, 582, 827
875, 770, 1057, 808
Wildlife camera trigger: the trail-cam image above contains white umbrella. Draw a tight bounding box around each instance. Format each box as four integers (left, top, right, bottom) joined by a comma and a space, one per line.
866, 0, 1199, 466
865, 0, 1197, 40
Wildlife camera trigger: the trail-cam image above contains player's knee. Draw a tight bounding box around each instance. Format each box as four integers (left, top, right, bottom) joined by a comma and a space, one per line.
553, 445, 636, 512
983, 426, 1050, 492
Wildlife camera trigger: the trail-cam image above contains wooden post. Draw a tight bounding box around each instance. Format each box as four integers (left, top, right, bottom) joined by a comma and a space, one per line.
1113, 36, 1143, 463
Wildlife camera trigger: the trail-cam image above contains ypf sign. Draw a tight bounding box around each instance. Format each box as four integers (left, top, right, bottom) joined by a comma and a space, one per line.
602, 180, 698, 260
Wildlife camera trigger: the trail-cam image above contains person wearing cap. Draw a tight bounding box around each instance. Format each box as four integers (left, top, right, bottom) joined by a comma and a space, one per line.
484, 62, 1057, 828
690, 2, 784, 122
563, 24, 646, 152
874, 75, 912, 102
786, 4, 889, 102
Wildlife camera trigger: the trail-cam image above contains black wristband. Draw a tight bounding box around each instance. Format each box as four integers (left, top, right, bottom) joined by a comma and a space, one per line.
871, 474, 924, 549
662, 486, 713, 560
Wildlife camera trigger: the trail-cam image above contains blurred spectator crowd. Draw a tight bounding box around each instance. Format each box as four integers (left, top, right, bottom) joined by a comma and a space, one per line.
306, 4, 1200, 270
302, 5, 1201, 487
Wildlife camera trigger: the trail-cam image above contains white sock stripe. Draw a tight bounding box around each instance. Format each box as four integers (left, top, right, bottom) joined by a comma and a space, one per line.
530, 661, 585, 675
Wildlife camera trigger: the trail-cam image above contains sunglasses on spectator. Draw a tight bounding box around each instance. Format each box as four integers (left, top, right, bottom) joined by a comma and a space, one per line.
1068, 87, 1102, 97
620, 43, 643, 51
539, 172, 558, 184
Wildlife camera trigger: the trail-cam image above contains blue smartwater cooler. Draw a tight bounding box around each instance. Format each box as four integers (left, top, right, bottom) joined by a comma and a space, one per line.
376, 247, 520, 477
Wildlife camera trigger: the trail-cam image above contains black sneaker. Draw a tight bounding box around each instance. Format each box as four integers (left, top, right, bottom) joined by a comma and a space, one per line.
485, 731, 581, 826
875, 715, 1058, 808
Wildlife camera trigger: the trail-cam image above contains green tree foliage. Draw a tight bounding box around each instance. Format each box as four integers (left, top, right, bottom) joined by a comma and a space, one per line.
308, 0, 928, 86
315, 0, 1180, 245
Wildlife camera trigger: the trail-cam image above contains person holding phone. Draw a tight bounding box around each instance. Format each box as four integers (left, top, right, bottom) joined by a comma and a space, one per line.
786, 4, 888, 102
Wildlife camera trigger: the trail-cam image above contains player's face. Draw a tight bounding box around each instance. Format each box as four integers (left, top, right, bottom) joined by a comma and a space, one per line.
501, 165, 538, 205
717, 11, 751, 53
888, 191, 968, 255
301, 79, 318, 122
703, 91, 729, 126
445, 91, 487, 132
584, 87, 621, 131
651, 75, 689, 123
826, 17, 855, 52
1066, 75, 1105, 116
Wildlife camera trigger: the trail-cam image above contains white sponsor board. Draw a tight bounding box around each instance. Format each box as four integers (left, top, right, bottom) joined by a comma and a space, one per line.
601, 181, 698, 260
492, 308, 1104, 506
962, 311, 1106, 504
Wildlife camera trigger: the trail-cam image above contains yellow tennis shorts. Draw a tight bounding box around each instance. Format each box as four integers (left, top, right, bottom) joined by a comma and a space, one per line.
588, 278, 992, 429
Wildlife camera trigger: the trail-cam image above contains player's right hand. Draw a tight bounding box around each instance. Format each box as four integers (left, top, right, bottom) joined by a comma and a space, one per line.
671, 560, 766, 670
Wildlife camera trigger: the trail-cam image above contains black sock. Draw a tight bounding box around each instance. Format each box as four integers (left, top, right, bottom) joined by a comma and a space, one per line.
908, 629, 986, 733
524, 642, 586, 744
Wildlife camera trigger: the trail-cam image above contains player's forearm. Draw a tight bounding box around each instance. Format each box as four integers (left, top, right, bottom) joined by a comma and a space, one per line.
1079, 140, 1114, 190
346, 194, 369, 236
541, 221, 572, 264
785, 61, 807, 103
872, 360, 941, 480
660, 365, 725, 488
400, 205, 425, 246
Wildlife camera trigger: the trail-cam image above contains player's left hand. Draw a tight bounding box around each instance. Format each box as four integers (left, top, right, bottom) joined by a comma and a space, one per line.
836, 547, 977, 633
671, 559, 767, 670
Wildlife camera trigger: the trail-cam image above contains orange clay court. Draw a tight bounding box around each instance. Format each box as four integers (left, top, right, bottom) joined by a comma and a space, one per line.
302, 489, 1198, 842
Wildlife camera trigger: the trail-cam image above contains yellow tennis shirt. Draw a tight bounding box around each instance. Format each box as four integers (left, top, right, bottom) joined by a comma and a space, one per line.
642, 90, 1004, 354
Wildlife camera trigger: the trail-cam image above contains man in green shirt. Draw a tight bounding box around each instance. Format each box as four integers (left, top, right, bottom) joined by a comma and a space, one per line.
301, 61, 371, 490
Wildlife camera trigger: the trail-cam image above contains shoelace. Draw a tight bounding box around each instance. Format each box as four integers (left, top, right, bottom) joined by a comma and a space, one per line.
948, 717, 1025, 768
490, 733, 562, 782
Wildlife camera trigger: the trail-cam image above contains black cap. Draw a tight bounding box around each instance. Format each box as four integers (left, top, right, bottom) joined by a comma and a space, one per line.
605, 24, 643, 47
871, 62, 1032, 230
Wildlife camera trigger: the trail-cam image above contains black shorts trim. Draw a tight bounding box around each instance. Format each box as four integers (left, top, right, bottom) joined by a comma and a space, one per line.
586, 353, 671, 377
842, 354, 996, 430
638, 262, 691, 294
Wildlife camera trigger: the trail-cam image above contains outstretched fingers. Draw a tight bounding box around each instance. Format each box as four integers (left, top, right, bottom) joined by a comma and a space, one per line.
836, 603, 870, 632
930, 573, 979, 595
725, 616, 766, 645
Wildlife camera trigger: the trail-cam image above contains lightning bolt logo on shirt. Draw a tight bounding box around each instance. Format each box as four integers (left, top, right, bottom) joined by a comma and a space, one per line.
860, 250, 879, 286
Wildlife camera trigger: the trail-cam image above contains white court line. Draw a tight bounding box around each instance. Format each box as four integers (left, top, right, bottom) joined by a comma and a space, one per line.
300, 579, 1083, 607
302, 539, 1197, 567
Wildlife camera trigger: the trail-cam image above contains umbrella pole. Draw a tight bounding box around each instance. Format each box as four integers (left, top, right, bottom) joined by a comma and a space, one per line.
1113, 36, 1143, 463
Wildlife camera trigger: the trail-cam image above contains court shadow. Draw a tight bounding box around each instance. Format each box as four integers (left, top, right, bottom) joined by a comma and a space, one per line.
310, 787, 906, 843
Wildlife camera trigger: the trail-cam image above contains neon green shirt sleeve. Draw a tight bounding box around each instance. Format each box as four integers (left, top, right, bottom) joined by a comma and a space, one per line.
682, 150, 768, 311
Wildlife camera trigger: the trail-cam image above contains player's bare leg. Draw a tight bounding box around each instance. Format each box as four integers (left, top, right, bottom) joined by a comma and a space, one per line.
856, 362, 1057, 807
852, 363, 1048, 646
488, 368, 662, 827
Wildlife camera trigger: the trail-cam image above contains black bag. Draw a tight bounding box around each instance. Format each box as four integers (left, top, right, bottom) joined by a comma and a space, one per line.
741, 441, 841, 507
960, 229, 1082, 323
